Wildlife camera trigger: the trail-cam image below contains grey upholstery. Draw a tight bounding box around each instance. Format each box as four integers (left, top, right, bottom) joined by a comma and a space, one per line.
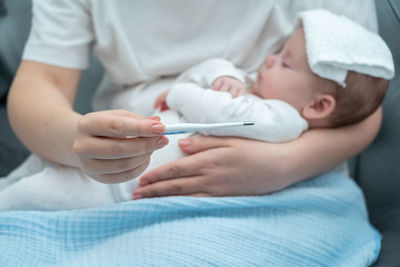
0, 0, 103, 175
0, 0, 32, 174
0, 0, 398, 265
352, 1, 400, 265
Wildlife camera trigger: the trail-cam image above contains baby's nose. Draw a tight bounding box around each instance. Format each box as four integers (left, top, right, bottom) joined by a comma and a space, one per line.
266, 55, 276, 68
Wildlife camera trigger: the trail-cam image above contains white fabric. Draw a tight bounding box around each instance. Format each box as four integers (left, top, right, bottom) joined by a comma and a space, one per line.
297, 9, 395, 87
23, 0, 378, 116
0, 155, 116, 210
167, 58, 308, 142
4, 0, 377, 211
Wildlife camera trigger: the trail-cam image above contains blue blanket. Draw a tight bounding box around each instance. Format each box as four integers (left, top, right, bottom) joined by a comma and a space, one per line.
0, 172, 380, 267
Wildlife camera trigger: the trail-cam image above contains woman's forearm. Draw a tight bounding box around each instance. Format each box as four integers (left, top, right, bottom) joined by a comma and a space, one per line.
283, 107, 382, 184
7, 61, 82, 166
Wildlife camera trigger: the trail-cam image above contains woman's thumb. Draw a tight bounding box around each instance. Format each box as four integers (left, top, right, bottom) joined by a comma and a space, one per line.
178, 136, 226, 154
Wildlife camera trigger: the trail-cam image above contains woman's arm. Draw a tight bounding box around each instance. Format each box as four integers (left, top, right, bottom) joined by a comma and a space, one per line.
8, 61, 83, 165
8, 61, 168, 183
281, 107, 382, 181
133, 107, 381, 198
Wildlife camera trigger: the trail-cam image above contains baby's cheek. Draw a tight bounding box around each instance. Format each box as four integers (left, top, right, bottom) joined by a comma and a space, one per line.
258, 82, 276, 99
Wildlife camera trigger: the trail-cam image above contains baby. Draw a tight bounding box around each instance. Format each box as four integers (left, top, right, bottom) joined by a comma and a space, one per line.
0, 10, 393, 211
154, 26, 389, 144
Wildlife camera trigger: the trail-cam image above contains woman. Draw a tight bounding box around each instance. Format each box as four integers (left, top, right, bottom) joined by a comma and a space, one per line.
8, 0, 380, 197
4, 0, 381, 265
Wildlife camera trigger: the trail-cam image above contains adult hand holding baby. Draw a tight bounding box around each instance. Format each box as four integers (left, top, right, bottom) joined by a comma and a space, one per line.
135, 136, 291, 198
73, 110, 169, 184
134, 106, 382, 199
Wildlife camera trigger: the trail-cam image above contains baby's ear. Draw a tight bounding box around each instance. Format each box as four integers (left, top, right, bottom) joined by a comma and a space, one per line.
302, 94, 336, 120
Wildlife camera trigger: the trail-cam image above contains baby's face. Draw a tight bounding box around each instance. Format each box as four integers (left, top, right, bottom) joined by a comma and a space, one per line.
251, 28, 323, 111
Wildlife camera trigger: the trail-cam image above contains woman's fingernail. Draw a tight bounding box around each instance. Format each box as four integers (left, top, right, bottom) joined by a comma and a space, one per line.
157, 137, 169, 147
150, 115, 161, 121
152, 123, 164, 134
133, 193, 143, 200
179, 139, 191, 147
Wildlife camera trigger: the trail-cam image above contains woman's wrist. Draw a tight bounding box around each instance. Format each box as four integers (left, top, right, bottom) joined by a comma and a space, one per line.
62, 110, 83, 168
35, 108, 82, 168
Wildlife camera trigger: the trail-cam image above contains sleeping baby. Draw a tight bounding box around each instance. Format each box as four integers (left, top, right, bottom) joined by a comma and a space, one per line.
0, 9, 394, 210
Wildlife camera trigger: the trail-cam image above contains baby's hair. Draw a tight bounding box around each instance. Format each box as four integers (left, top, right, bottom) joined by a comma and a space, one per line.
324, 71, 388, 127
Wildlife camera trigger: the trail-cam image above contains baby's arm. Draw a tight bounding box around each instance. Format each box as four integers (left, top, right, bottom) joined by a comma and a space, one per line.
154, 90, 170, 112
155, 58, 248, 110
212, 76, 248, 98
175, 58, 247, 89
166, 84, 307, 142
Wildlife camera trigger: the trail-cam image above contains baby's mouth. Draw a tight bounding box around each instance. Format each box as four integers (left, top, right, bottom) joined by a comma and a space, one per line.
257, 72, 262, 81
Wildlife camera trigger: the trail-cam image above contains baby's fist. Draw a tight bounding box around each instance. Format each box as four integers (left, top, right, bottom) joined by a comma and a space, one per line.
212, 77, 247, 98
154, 90, 170, 111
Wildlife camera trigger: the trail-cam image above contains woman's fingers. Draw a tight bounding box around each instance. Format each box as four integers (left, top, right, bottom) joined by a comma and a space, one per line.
80, 153, 151, 174
133, 137, 294, 199
139, 155, 203, 186
178, 136, 229, 154
137, 136, 228, 185
79, 111, 165, 138
72, 110, 170, 183
94, 157, 152, 184
133, 176, 207, 199
73, 135, 168, 159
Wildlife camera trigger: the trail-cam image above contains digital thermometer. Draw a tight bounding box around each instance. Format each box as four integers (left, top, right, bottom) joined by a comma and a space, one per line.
163, 122, 255, 135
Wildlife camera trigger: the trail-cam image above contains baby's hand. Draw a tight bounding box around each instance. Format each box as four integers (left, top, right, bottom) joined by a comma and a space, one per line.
154, 90, 170, 111
212, 76, 247, 98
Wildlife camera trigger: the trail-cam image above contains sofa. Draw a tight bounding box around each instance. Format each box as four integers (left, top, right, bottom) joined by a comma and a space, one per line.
0, 0, 398, 266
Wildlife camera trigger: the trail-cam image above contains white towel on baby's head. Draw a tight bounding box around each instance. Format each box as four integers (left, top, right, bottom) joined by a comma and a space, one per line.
297, 9, 394, 87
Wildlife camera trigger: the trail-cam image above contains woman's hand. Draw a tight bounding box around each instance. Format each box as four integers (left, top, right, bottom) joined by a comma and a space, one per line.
132, 107, 381, 198
73, 110, 169, 184
8, 62, 169, 184
133, 136, 292, 199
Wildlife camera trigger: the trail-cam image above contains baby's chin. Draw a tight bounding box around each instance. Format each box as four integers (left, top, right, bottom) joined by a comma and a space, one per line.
248, 83, 258, 94
248, 87, 260, 98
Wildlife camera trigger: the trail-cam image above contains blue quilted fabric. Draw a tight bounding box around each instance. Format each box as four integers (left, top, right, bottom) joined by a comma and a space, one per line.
0, 172, 380, 266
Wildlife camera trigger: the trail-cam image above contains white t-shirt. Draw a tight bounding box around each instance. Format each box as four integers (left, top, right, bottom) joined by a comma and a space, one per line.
23, 0, 378, 116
